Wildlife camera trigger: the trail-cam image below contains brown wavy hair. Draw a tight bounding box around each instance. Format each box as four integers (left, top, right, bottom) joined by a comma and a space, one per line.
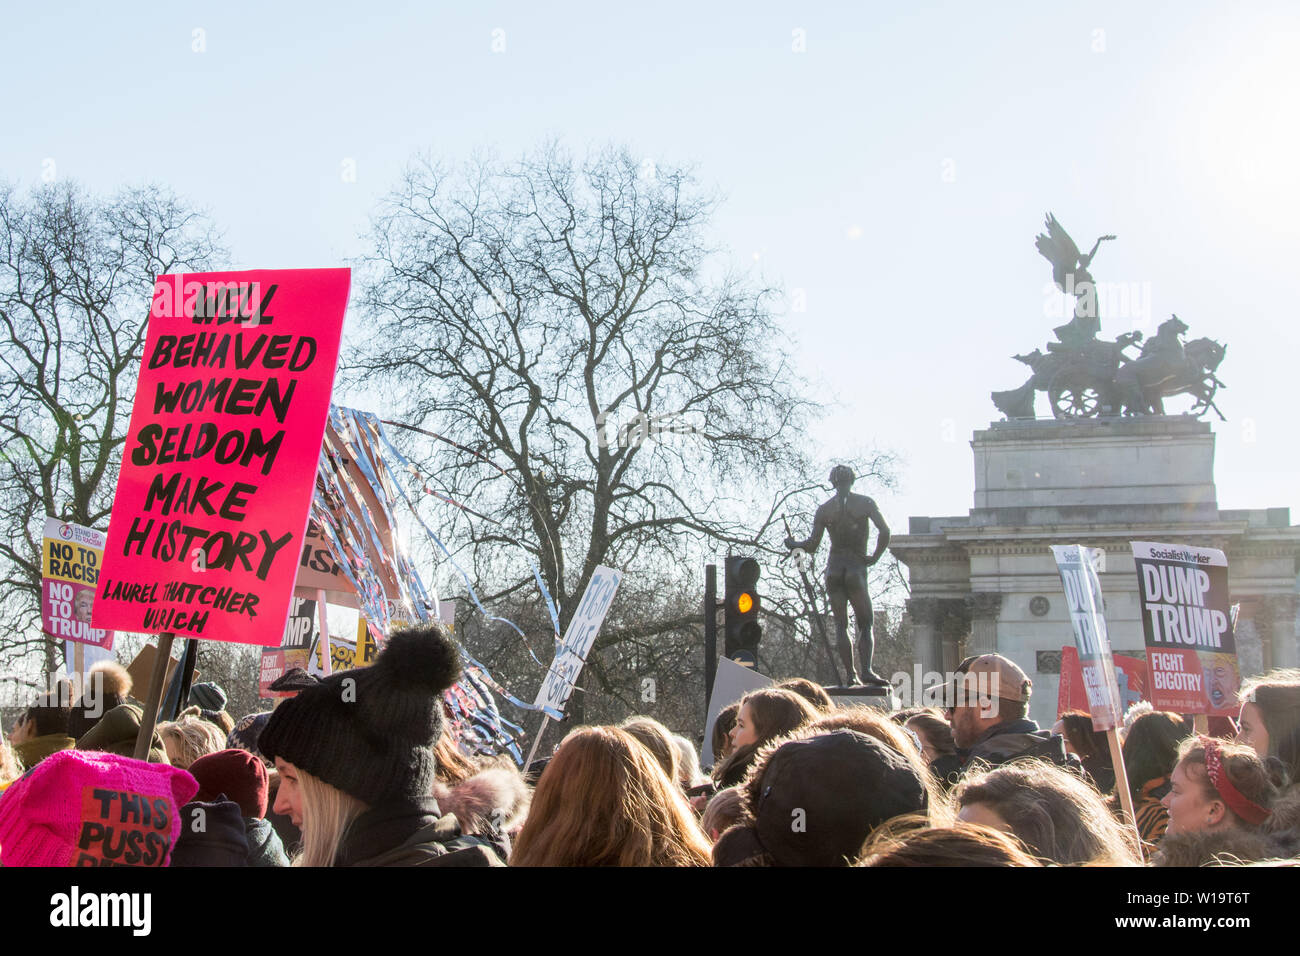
433, 725, 480, 785
776, 678, 834, 712
711, 689, 819, 787
1176, 736, 1285, 830
511, 726, 712, 867
953, 760, 1142, 865
860, 820, 1043, 867
712, 702, 740, 764
1240, 670, 1300, 783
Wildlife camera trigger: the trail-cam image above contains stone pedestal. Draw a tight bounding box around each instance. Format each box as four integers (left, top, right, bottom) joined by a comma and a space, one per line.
893, 417, 1300, 727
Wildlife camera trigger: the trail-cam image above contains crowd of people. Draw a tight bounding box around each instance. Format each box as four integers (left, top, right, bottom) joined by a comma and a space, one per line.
2, 623, 1298, 867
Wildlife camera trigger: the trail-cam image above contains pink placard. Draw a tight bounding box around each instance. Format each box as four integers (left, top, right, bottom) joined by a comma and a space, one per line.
97, 269, 350, 646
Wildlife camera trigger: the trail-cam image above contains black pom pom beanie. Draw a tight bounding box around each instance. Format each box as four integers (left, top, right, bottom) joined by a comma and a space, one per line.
259, 623, 461, 807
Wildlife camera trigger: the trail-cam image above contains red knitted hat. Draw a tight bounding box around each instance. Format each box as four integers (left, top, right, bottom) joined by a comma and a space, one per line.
189, 748, 269, 819
0, 749, 197, 867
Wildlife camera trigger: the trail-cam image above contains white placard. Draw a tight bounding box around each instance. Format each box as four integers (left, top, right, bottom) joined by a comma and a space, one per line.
533, 564, 624, 712
533, 566, 623, 714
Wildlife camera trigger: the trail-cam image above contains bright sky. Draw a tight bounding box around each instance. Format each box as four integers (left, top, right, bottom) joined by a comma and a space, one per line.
4, 0, 1298, 538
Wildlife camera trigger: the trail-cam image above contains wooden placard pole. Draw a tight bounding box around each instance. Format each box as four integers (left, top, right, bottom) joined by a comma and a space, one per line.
316, 589, 332, 676
133, 632, 175, 761
1106, 727, 1140, 845
523, 715, 551, 770
73, 642, 86, 702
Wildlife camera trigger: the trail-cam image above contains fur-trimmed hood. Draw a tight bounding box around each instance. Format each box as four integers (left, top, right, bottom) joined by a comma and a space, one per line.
1264, 782, 1300, 839
1152, 826, 1282, 867
432, 763, 531, 835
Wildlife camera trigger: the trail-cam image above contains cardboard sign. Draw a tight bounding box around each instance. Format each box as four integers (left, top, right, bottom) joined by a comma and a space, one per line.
533, 566, 622, 715
42, 517, 114, 650
1057, 646, 1148, 718
294, 519, 352, 597
1131, 541, 1238, 715
124, 644, 196, 701
97, 269, 350, 646
1051, 545, 1124, 730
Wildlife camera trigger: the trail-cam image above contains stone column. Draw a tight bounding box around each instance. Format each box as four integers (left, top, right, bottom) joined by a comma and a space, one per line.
1234, 605, 1265, 679
964, 593, 1003, 658
906, 597, 942, 675
1259, 594, 1300, 670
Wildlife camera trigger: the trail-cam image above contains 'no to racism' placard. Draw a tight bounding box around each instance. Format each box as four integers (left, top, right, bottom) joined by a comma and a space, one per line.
97, 269, 350, 646
1131, 541, 1238, 716
42, 517, 114, 650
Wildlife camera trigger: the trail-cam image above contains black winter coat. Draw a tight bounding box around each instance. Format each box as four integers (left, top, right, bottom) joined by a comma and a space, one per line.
333, 797, 507, 867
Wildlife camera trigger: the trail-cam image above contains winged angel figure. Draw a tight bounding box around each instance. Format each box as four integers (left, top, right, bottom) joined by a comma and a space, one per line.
1035, 213, 1116, 347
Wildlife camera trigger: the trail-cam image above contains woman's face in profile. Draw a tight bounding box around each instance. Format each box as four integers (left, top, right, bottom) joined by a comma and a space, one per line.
729, 704, 759, 750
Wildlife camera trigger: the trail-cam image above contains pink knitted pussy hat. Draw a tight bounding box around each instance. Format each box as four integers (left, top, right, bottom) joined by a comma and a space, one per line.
0, 749, 198, 867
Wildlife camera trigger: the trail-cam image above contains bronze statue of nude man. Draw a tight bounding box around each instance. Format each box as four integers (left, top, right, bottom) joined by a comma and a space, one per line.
784, 465, 891, 685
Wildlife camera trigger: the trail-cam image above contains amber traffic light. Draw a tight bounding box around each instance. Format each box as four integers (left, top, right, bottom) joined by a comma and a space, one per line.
724, 555, 762, 662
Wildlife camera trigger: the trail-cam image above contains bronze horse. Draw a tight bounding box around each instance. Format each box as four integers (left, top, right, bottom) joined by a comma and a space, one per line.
1120, 337, 1227, 419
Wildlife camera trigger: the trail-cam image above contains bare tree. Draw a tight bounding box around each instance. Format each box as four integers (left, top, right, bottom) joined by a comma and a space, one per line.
0, 181, 221, 679
349, 143, 822, 721
454, 448, 905, 742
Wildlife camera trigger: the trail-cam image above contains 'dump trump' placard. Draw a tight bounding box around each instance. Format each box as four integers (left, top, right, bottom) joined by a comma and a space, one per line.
1131, 540, 1238, 716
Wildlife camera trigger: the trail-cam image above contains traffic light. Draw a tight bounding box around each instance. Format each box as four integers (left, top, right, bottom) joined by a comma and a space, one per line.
724, 555, 762, 664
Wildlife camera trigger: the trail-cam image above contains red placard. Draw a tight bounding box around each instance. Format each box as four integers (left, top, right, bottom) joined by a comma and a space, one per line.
96, 269, 349, 646
1057, 645, 1149, 718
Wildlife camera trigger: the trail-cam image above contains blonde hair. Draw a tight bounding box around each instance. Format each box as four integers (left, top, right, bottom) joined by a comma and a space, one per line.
620, 716, 680, 782
157, 713, 225, 769
293, 768, 369, 867
672, 734, 704, 787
